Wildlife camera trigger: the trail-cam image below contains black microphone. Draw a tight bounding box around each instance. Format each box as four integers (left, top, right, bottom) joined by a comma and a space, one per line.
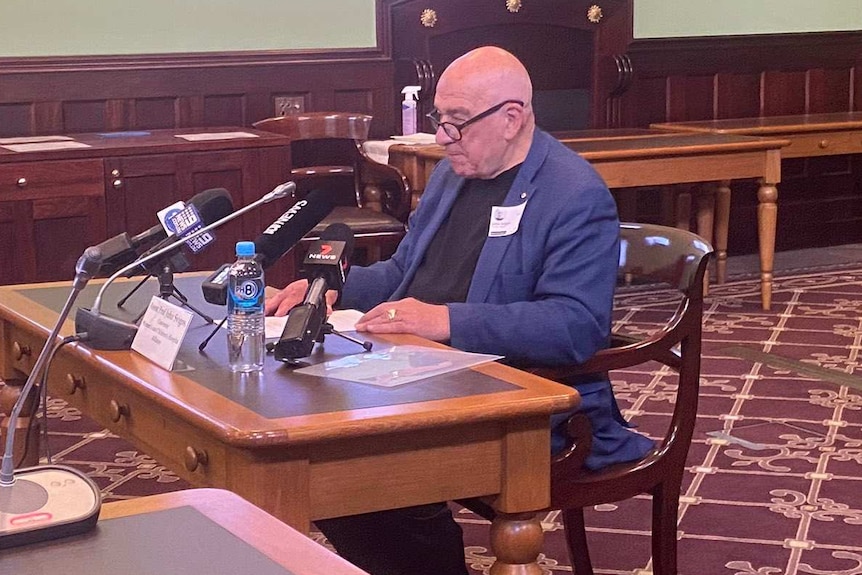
127, 188, 235, 276
0, 247, 104, 549
202, 189, 337, 305
74, 183, 294, 350
96, 188, 236, 275
273, 223, 355, 362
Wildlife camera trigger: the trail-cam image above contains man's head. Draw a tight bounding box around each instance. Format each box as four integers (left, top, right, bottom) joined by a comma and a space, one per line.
430, 46, 535, 179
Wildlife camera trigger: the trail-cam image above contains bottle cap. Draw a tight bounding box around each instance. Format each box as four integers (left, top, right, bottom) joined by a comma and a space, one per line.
235, 241, 255, 257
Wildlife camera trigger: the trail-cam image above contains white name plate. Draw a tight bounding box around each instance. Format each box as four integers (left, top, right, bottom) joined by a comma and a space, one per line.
131, 297, 194, 370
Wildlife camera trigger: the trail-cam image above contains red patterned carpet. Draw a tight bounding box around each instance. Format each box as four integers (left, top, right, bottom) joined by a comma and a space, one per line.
39, 266, 862, 575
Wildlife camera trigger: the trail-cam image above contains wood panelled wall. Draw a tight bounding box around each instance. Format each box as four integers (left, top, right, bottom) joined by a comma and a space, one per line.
2, 3, 862, 255
0, 54, 396, 139
617, 32, 862, 253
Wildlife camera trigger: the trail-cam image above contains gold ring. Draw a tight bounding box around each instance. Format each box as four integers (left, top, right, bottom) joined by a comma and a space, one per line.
387, 308, 397, 321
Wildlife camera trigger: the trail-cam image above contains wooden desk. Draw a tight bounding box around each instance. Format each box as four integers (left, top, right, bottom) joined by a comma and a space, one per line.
4, 488, 369, 575
0, 127, 291, 286
0, 277, 579, 574
390, 132, 788, 310
651, 112, 862, 159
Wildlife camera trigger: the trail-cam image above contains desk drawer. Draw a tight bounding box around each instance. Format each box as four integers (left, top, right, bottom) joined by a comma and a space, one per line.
782, 130, 862, 158
49, 352, 228, 486
0, 159, 103, 201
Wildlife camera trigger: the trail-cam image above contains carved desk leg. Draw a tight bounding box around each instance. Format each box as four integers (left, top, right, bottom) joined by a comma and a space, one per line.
489, 511, 545, 575
0, 377, 42, 468
757, 179, 778, 311
713, 180, 732, 284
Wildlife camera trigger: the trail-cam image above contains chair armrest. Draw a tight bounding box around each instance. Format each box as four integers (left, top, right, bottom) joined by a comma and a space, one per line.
357, 148, 413, 222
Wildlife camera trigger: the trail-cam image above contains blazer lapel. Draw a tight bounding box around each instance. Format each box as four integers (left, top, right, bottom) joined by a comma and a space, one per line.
467, 130, 551, 303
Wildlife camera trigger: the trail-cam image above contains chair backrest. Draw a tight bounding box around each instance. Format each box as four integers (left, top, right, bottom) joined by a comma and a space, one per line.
531, 222, 713, 480
253, 113, 371, 172
254, 112, 412, 221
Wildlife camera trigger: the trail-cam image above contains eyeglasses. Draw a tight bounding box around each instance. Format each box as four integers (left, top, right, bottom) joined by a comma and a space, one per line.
426, 99, 525, 141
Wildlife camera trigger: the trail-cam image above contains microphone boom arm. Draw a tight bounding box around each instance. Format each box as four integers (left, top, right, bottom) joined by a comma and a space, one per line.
91, 182, 295, 314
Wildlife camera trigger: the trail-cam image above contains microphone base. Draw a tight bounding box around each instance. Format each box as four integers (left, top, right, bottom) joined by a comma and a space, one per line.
74, 307, 138, 350
0, 465, 101, 549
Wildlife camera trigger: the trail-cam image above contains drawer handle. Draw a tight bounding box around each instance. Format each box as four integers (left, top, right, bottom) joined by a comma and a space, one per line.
65, 373, 86, 395
12, 342, 32, 361
16, 177, 27, 188
818, 140, 829, 149
111, 169, 121, 177
109, 399, 129, 422
112, 179, 123, 189
184, 446, 209, 472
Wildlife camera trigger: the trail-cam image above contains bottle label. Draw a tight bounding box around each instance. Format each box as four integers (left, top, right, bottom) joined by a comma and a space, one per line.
230, 278, 264, 311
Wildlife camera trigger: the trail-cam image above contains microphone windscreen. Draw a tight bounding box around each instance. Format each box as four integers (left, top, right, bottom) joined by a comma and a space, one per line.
190, 187, 235, 225
254, 189, 337, 269
319, 222, 355, 261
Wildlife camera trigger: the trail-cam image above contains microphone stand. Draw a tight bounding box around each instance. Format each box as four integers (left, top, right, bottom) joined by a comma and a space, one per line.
0, 247, 103, 549
75, 181, 296, 350
133, 261, 215, 325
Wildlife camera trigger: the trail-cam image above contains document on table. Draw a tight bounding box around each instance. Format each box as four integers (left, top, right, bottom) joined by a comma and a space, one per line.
296, 345, 502, 388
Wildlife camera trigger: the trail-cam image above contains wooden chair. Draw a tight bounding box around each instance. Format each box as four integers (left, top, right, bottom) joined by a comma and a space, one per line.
528, 222, 713, 575
252, 112, 412, 269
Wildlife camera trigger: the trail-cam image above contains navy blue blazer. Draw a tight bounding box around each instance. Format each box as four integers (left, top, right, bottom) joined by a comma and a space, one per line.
342, 129, 654, 469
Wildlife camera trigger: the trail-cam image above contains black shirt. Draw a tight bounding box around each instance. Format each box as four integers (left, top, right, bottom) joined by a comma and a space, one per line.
405, 164, 522, 303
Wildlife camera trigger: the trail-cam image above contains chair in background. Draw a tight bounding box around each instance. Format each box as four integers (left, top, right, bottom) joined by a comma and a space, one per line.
253, 112, 412, 270
528, 222, 713, 575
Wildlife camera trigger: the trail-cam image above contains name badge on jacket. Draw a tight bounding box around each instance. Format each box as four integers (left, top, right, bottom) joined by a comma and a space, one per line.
488, 202, 527, 237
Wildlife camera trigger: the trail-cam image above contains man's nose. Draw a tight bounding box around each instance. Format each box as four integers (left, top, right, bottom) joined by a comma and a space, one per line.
434, 125, 454, 145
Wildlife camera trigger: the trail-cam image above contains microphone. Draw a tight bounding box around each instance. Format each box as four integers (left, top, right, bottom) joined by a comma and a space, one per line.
74, 182, 295, 350
273, 223, 355, 362
0, 247, 104, 549
126, 187, 235, 276
201, 189, 337, 305
96, 188, 237, 275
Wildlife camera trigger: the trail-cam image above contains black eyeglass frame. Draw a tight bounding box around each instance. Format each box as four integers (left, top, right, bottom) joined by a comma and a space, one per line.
426, 99, 525, 141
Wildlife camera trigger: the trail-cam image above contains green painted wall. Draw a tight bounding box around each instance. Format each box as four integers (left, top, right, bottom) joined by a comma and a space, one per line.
3, 1, 861, 57
0, 0, 376, 57
634, 0, 862, 38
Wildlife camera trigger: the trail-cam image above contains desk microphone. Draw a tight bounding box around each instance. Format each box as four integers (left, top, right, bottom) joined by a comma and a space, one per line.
96, 188, 237, 275
273, 223, 371, 362
201, 188, 337, 305
74, 182, 295, 350
0, 247, 103, 549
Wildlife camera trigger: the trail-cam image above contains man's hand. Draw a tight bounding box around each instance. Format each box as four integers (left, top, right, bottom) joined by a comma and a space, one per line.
265, 279, 340, 317
265, 279, 309, 316
355, 298, 450, 342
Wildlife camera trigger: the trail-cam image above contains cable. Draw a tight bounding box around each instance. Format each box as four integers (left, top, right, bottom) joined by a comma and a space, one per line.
15, 334, 85, 468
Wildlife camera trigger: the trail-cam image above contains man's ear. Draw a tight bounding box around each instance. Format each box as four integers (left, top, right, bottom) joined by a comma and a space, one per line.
502, 103, 525, 139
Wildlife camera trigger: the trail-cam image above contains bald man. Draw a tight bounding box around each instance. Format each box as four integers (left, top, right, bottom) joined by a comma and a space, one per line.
266, 47, 653, 575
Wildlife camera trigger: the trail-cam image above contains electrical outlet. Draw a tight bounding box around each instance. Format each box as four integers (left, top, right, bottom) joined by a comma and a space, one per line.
274, 96, 304, 116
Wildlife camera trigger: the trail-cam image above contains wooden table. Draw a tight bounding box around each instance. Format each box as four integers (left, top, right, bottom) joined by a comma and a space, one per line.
389, 132, 788, 310
651, 112, 862, 159
4, 488, 370, 575
0, 276, 579, 574
0, 127, 292, 286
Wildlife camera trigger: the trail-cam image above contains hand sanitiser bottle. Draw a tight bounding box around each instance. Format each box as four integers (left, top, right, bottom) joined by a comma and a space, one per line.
401, 86, 421, 136
227, 241, 265, 372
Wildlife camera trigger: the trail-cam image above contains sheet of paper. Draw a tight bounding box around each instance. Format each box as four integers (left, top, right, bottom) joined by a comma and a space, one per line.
296, 344, 502, 388
2, 141, 91, 153
175, 132, 260, 142
0, 135, 73, 145
263, 309, 364, 340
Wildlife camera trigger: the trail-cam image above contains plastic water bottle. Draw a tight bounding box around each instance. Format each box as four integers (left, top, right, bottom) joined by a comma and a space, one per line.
227, 241, 265, 372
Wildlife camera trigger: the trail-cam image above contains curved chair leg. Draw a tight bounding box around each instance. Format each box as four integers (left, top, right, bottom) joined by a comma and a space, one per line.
561, 507, 594, 575
651, 476, 682, 575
